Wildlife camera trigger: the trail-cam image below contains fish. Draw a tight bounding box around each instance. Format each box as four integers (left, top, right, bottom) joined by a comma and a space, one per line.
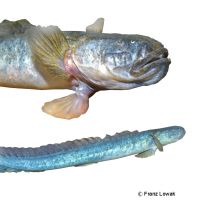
0, 126, 185, 173
0, 18, 171, 119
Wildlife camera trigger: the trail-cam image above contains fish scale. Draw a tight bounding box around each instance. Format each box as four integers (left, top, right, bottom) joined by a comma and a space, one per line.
0, 18, 178, 173
0, 36, 48, 88
0, 126, 185, 172
0, 18, 170, 119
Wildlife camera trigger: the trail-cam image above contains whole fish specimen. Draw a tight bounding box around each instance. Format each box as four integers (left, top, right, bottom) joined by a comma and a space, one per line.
0, 18, 171, 119
0, 126, 185, 172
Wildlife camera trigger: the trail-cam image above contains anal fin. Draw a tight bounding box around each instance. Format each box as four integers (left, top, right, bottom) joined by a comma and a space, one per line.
42, 93, 89, 119
135, 149, 156, 158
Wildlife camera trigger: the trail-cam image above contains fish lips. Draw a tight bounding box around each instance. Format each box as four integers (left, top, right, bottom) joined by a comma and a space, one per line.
130, 48, 171, 85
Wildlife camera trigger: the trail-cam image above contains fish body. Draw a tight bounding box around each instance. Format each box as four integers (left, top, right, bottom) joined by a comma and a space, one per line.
0, 126, 185, 172
0, 31, 53, 89
0, 18, 171, 119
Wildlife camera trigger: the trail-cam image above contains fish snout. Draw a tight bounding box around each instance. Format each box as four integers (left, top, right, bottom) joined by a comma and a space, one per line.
171, 126, 186, 141
157, 126, 186, 145
130, 48, 171, 85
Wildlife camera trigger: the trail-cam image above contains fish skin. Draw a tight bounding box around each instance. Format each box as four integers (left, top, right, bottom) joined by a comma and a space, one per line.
0, 19, 171, 119
0, 21, 70, 89
65, 31, 170, 90
0, 126, 185, 173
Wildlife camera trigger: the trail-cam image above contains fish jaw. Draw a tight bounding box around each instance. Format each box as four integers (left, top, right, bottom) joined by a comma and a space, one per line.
71, 33, 171, 90
130, 47, 171, 86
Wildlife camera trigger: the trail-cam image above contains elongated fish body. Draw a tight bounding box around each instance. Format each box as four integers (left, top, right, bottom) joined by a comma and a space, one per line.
0, 126, 185, 172
0, 18, 171, 119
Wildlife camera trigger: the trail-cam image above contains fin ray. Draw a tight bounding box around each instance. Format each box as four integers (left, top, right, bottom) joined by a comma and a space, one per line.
74, 162, 97, 167
0, 137, 101, 158
135, 149, 156, 158
42, 93, 89, 119
151, 134, 163, 152
0, 19, 34, 36
28, 26, 69, 79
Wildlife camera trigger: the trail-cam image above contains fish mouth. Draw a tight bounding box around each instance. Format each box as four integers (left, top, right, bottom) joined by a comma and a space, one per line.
130, 48, 171, 85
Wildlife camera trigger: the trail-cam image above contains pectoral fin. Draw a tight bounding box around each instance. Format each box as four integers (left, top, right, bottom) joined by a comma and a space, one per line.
135, 149, 156, 158
28, 26, 69, 79
42, 93, 89, 119
151, 134, 163, 152
74, 162, 97, 167
86, 18, 104, 33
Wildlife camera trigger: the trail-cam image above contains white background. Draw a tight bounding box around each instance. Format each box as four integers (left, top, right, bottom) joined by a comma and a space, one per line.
0, 0, 199, 199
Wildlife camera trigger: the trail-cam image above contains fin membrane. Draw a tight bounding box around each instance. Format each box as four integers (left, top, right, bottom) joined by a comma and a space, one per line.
75, 163, 97, 167
86, 18, 104, 33
0, 19, 34, 36
28, 26, 69, 79
0, 137, 101, 158
151, 134, 163, 152
135, 149, 156, 158
42, 93, 89, 119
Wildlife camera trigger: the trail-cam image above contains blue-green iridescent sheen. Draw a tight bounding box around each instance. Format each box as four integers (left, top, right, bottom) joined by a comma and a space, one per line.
0, 126, 185, 172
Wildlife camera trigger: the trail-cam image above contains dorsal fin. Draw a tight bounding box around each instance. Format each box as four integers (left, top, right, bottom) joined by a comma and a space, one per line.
0, 19, 34, 37
28, 26, 70, 79
104, 130, 138, 139
115, 130, 138, 135
0, 137, 102, 158
0, 130, 139, 158
86, 18, 104, 33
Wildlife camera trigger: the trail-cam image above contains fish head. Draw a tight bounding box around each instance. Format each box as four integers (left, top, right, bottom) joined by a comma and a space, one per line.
72, 33, 171, 89
155, 126, 186, 145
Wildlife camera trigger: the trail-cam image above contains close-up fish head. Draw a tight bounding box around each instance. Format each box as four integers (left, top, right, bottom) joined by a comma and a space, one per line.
0, 18, 172, 119
71, 33, 171, 90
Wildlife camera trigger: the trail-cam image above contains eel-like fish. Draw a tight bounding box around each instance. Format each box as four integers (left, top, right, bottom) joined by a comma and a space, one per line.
0, 18, 171, 119
0, 126, 185, 173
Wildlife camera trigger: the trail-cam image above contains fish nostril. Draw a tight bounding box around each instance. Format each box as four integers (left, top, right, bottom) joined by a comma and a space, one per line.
162, 49, 168, 58
157, 48, 169, 58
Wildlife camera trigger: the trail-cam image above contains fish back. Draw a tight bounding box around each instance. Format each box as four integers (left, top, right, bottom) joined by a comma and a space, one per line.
0, 20, 71, 89
0, 19, 34, 37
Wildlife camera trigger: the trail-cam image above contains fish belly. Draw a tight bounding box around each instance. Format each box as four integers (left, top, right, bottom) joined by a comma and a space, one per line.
0, 36, 51, 89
